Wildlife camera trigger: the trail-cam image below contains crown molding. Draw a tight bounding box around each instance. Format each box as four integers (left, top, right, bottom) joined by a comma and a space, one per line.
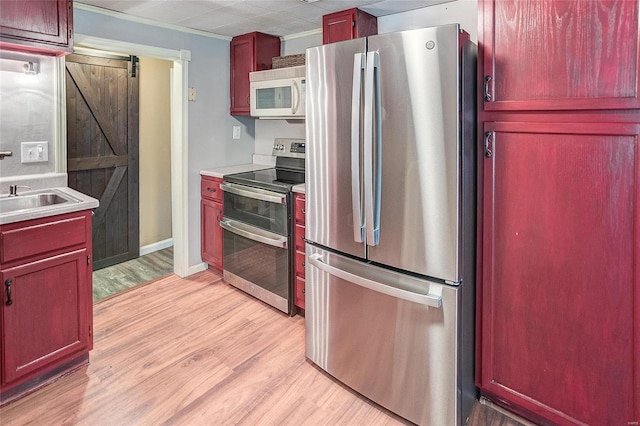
73, 3, 232, 41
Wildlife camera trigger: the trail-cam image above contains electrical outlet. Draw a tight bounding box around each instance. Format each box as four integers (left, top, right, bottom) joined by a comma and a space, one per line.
232, 126, 241, 139
188, 87, 197, 101
21, 141, 48, 163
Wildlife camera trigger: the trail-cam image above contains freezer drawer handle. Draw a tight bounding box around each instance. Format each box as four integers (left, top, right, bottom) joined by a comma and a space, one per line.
220, 182, 286, 204
220, 219, 288, 249
309, 253, 442, 308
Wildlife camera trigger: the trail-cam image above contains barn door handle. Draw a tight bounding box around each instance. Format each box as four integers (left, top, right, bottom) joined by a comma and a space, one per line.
5, 279, 13, 306
484, 75, 492, 102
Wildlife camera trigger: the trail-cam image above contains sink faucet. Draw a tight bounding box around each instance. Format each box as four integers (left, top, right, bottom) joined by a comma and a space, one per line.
0, 151, 12, 160
8, 185, 30, 196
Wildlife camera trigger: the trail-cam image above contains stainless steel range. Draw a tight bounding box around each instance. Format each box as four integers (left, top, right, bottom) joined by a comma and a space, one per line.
220, 138, 305, 314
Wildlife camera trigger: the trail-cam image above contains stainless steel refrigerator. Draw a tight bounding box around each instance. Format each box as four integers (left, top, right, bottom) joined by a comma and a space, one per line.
305, 24, 477, 425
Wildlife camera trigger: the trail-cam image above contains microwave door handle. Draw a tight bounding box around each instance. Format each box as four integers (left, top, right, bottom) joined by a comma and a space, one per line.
351, 53, 365, 243
292, 80, 300, 114
363, 51, 381, 247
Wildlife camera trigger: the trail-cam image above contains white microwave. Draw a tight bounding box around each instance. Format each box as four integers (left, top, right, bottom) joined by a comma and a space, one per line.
250, 65, 305, 119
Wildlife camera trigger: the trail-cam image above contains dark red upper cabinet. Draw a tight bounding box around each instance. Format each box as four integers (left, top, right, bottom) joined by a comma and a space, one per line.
322, 8, 377, 44
0, 0, 73, 56
230, 31, 280, 116
481, 0, 640, 111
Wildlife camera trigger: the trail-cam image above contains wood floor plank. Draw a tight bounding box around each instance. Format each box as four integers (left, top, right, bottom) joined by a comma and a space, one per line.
0, 269, 524, 426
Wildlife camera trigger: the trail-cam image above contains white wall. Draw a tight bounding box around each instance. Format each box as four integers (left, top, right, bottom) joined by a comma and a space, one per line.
74, 7, 255, 269
0, 52, 58, 177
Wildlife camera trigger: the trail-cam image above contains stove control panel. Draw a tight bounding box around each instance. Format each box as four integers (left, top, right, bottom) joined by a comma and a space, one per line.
272, 138, 305, 159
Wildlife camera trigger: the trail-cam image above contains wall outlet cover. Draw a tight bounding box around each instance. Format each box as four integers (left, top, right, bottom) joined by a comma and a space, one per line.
232, 126, 241, 139
21, 141, 48, 163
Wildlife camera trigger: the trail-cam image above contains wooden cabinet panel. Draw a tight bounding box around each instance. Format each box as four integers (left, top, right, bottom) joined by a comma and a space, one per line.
201, 176, 223, 203
293, 193, 306, 310
1, 215, 87, 264
481, 0, 640, 111
0, 0, 73, 55
478, 121, 640, 425
294, 276, 305, 311
230, 32, 280, 116
0, 210, 93, 400
201, 176, 223, 271
322, 8, 377, 44
1, 249, 90, 385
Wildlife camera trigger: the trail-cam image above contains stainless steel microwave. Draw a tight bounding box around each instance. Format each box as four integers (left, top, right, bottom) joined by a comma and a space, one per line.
250, 65, 305, 119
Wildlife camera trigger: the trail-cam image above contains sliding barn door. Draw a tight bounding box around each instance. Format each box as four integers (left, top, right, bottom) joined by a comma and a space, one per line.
66, 53, 139, 270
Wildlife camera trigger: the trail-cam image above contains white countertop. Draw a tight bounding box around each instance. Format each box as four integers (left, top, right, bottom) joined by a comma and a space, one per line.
292, 184, 306, 194
200, 163, 272, 179
0, 186, 99, 225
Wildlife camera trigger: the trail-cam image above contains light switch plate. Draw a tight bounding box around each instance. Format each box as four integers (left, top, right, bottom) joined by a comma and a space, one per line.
232, 126, 241, 139
21, 141, 48, 163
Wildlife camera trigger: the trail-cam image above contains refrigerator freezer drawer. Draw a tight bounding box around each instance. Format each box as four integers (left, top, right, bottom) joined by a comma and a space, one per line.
305, 245, 462, 425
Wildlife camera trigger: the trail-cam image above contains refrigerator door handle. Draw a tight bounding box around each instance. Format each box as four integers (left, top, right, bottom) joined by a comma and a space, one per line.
363, 51, 381, 246
351, 53, 365, 243
309, 253, 442, 308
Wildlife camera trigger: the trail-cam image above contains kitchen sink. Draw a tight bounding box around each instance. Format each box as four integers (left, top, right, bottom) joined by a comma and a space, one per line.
0, 190, 81, 214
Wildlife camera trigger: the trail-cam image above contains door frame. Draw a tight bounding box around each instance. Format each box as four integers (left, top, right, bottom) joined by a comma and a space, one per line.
55, 35, 192, 277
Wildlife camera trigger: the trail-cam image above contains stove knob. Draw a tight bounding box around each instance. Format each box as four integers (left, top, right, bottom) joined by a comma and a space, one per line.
279, 144, 285, 150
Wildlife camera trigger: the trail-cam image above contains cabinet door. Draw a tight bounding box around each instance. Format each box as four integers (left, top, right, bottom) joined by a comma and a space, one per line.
201, 199, 223, 271
1, 249, 91, 386
323, 10, 356, 44
481, 0, 640, 111
0, 0, 72, 54
230, 34, 253, 115
479, 121, 640, 425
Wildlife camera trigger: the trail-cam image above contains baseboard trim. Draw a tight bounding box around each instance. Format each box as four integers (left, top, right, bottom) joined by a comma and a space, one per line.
140, 238, 173, 256
186, 262, 208, 277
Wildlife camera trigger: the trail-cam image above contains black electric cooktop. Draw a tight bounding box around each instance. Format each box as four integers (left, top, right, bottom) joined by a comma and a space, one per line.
224, 167, 304, 194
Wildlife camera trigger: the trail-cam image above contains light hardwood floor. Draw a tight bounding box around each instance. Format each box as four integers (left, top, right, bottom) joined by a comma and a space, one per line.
0, 270, 525, 426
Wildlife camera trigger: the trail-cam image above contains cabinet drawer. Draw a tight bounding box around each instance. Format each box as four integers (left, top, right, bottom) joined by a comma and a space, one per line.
1, 213, 89, 264
201, 177, 223, 202
294, 276, 306, 310
295, 250, 305, 278
294, 194, 305, 225
294, 224, 305, 252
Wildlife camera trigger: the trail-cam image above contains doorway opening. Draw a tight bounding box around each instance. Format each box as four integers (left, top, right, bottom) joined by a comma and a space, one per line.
59, 35, 191, 301
65, 50, 175, 301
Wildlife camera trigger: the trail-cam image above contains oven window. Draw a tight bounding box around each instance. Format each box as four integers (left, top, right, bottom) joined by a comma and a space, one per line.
224, 191, 288, 235
223, 229, 290, 300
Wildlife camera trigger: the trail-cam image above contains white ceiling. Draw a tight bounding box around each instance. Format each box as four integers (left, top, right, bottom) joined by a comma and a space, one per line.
75, 0, 453, 38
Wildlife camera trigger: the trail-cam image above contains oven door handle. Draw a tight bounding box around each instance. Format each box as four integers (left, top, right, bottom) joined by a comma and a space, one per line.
220, 219, 288, 249
220, 182, 286, 204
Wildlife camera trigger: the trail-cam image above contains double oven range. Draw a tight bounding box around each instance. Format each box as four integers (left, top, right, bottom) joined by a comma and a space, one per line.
220, 138, 305, 314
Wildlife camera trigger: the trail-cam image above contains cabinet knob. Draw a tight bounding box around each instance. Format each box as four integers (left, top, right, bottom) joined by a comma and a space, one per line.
207, 187, 216, 192
302, 289, 305, 295
5, 279, 13, 306
301, 209, 306, 214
